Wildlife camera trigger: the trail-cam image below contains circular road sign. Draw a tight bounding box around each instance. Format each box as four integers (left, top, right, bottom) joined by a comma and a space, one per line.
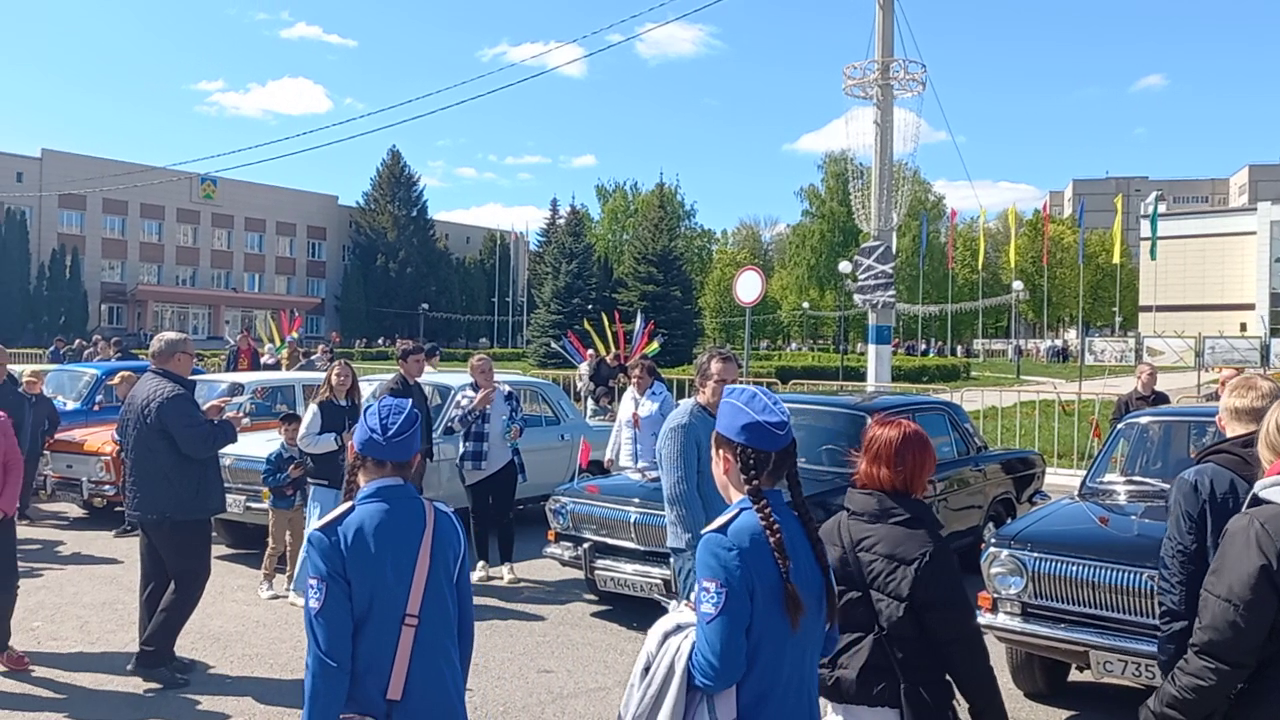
733, 265, 767, 308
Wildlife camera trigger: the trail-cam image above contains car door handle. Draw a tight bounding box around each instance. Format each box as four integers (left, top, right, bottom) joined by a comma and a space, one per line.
558, 433, 572, 442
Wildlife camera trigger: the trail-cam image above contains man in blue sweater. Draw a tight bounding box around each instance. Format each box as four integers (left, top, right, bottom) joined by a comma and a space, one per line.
656, 348, 740, 600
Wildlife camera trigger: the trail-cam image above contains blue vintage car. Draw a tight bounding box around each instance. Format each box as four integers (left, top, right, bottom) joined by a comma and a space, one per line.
40, 361, 205, 430
978, 404, 1221, 697
543, 392, 1049, 602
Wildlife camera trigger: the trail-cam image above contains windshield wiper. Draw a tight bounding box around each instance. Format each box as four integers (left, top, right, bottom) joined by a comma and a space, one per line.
1094, 475, 1169, 488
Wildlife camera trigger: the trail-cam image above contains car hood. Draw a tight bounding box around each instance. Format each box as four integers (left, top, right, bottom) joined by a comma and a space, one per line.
49, 424, 117, 453
998, 493, 1167, 568
552, 468, 665, 509
220, 429, 286, 459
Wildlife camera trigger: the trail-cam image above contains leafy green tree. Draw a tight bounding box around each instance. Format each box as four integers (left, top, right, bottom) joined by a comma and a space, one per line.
614, 180, 698, 365
64, 246, 88, 339
0, 209, 32, 344
699, 220, 783, 348
526, 201, 598, 367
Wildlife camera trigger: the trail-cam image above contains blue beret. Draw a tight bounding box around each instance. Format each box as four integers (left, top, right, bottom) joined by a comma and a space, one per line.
353, 396, 422, 463
715, 385, 794, 453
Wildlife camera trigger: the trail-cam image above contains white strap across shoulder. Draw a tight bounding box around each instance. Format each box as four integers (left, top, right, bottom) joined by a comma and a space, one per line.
386, 498, 435, 703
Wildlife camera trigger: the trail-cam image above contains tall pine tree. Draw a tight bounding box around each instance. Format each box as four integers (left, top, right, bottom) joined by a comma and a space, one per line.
527, 199, 600, 367
64, 246, 89, 339
0, 209, 32, 345
44, 245, 67, 340
614, 180, 698, 366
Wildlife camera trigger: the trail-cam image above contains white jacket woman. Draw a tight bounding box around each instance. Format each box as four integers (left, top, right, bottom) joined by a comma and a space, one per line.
605, 357, 675, 471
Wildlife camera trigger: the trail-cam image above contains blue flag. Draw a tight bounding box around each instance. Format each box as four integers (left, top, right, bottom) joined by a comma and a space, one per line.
919, 210, 928, 270
1075, 198, 1086, 265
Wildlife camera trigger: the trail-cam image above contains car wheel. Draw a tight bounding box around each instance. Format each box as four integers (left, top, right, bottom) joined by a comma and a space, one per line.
962, 501, 1013, 570
213, 518, 268, 550
1006, 647, 1070, 697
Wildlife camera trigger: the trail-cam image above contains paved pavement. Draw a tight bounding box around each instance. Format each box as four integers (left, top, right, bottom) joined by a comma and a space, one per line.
951, 369, 1207, 412
6, 499, 1152, 720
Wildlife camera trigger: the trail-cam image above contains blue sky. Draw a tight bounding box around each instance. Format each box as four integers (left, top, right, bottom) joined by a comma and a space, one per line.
5, 0, 1280, 232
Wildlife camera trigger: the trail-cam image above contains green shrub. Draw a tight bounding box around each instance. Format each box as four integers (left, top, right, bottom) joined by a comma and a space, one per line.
756, 358, 968, 385
332, 347, 526, 364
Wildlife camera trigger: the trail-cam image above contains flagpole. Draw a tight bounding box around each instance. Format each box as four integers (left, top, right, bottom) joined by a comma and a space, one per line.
522, 222, 530, 348
946, 208, 955, 354
508, 229, 515, 348
946, 268, 953, 352
1076, 198, 1086, 393
492, 233, 500, 348
917, 210, 925, 353
1114, 261, 1121, 336
1153, 257, 1159, 334
1042, 202, 1050, 341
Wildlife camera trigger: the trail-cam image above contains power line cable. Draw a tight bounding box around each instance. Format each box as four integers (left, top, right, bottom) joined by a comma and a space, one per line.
895, 0, 983, 212
14, 0, 691, 194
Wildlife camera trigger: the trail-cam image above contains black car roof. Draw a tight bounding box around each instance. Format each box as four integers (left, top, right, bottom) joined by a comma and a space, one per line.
777, 392, 955, 413
1123, 403, 1219, 421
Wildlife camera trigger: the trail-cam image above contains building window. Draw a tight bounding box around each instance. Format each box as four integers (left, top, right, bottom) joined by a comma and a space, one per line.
211, 227, 232, 250
210, 269, 233, 290
304, 314, 325, 337
176, 224, 199, 247
244, 272, 263, 293
306, 239, 326, 260
141, 220, 163, 243
8, 205, 33, 227
341, 244, 353, 263
175, 267, 198, 288
139, 263, 162, 285
275, 275, 296, 295
245, 232, 265, 253
306, 278, 326, 297
14, 171, 23, 184
102, 215, 127, 239
58, 210, 85, 235
276, 236, 296, 257
152, 302, 211, 337
101, 260, 126, 283
100, 303, 126, 328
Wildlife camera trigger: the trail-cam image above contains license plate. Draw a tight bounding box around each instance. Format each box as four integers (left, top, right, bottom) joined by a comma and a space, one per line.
53, 491, 82, 504
225, 494, 246, 514
593, 571, 665, 598
1089, 650, 1161, 685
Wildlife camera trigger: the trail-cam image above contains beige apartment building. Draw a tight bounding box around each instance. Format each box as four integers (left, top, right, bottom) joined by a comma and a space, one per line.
1047, 163, 1280, 259
0, 148, 525, 344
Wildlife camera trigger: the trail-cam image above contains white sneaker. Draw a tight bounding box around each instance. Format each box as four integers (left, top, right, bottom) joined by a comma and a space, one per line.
471, 561, 491, 583
288, 591, 305, 607
501, 563, 518, 585
257, 580, 280, 600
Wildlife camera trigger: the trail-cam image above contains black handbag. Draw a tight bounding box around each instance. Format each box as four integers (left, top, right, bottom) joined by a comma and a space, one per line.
839, 519, 961, 720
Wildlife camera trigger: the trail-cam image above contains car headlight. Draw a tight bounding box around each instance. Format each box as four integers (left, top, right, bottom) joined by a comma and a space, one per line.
983, 550, 1028, 596
545, 499, 571, 531
41, 451, 52, 471
94, 458, 110, 479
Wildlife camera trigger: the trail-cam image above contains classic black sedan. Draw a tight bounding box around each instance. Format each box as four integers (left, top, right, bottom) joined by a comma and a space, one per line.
543, 392, 1049, 602
978, 404, 1221, 697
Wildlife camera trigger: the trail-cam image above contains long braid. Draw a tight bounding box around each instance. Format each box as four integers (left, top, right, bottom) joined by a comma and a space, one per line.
741, 443, 805, 629
342, 453, 365, 503
781, 440, 838, 626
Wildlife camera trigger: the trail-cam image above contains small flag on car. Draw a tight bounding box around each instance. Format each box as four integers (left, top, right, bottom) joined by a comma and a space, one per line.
578, 437, 591, 469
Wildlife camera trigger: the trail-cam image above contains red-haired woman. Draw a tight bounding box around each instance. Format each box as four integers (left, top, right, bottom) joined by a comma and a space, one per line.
818, 416, 1006, 720
0, 410, 30, 671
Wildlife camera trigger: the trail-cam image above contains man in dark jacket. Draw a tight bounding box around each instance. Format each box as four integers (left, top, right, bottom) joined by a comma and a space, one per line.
371, 343, 433, 492
116, 332, 241, 689
108, 337, 141, 361
223, 332, 261, 373
16, 370, 60, 523
0, 347, 29, 470
1142, 473, 1280, 720
1110, 362, 1172, 426
1157, 373, 1280, 675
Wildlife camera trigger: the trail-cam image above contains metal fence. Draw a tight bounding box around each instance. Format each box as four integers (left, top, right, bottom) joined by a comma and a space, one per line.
8, 349, 44, 364
957, 388, 1121, 472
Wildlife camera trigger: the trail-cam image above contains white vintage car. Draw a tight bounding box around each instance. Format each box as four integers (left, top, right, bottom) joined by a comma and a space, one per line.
212, 371, 614, 547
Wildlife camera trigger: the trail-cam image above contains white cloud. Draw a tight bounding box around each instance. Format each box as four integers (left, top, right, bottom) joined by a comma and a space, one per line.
426, 160, 446, 168
1129, 73, 1169, 92
454, 167, 479, 179
343, 97, 365, 110
254, 10, 292, 21
421, 176, 448, 188
516, 172, 534, 181
632, 20, 721, 62
477, 41, 587, 78
191, 79, 227, 92
783, 106, 947, 155
562, 154, 598, 168
198, 75, 334, 118
932, 179, 1047, 214
497, 154, 550, 165
279, 21, 357, 47
436, 203, 549, 230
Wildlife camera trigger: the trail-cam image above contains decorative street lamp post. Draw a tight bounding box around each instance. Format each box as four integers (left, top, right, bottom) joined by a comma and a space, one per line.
838, 260, 854, 381
1011, 280, 1025, 379
801, 301, 810, 350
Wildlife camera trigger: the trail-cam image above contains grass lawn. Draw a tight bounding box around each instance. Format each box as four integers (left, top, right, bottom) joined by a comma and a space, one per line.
973, 360, 1122, 381
968, 397, 1118, 471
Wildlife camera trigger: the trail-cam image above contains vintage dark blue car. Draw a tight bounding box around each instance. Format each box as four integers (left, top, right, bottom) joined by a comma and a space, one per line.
978, 404, 1221, 697
38, 361, 204, 430
543, 392, 1049, 602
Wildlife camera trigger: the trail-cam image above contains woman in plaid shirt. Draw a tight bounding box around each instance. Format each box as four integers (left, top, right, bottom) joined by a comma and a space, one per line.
445, 354, 527, 585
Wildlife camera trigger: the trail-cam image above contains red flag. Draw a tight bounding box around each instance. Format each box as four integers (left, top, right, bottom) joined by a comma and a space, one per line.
578, 437, 591, 469
946, 208, 957, 269
1041, 199, 1051, 266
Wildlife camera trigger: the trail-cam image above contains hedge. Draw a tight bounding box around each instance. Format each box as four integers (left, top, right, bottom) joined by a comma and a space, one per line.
652, 356, 969, 386
331, 348, 526, 363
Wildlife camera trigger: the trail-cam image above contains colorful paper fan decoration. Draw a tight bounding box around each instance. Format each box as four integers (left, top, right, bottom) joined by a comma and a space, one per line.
555, 309, 664, 364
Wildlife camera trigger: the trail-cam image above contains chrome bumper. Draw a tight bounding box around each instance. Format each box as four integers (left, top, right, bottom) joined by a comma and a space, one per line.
543, 540, 675, 596
978, 610, 1157, 663
215, 496, 272, 526
41, 474, 119, 505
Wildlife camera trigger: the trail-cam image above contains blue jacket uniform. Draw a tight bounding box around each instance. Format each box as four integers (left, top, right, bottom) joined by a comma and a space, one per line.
688, 488, 836, 720
303, 477, 474, 720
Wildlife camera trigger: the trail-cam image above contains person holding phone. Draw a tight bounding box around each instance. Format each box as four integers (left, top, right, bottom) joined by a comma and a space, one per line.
258, 412, 309, 600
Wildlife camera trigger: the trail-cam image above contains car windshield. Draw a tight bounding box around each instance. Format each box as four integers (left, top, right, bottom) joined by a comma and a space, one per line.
42, 368, 98, 405
789, 404, 869, 471
1086, 417, 1222, 490
193, 380, 245, 406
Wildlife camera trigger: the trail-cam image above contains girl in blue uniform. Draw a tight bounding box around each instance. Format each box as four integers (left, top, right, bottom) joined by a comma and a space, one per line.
303, 396, 474, 720
688, 384, 838, 719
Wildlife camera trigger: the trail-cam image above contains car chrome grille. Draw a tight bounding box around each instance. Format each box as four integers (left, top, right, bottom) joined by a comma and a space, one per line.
1024, 555, 1158, 624
48, 452, 100, 480
221, 456, 266, 490
567, 502, 667, 551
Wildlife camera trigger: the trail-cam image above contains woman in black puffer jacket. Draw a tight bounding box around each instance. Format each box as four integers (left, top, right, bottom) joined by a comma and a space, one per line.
818, 416, 1007, 720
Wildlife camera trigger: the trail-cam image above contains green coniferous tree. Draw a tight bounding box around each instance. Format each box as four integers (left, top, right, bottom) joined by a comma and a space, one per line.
44, 245, 67, 339
527, 200, 598, 367
64, 246, 89, 339
0, 209, 32, 344
337, 262, 370, 341
32, 262, 48, 340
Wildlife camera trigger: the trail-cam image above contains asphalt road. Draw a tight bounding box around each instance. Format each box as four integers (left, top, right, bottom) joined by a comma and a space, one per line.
7, 501, 1152, 720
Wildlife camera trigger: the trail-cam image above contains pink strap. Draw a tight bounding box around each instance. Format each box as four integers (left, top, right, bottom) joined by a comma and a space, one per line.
386, 498, 435, 702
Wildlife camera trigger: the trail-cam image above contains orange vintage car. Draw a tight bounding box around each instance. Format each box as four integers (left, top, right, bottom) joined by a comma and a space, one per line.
41, 370, 325, 512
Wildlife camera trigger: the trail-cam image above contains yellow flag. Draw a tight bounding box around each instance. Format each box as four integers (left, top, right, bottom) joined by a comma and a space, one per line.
978, 208, 987, 269
1111, 193, 1123, 264
1007, 204, 1018, 270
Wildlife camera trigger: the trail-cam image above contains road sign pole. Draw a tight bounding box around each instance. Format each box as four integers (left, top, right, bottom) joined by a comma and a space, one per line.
744, 307, 752, 379
732, 266, 767, 379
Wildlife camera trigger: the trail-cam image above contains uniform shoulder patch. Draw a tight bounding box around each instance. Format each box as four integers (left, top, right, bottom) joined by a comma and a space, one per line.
696, 578, 727, 622
701, 506, 745, 534
316, 501, 354, 528
306, 576, 326, 613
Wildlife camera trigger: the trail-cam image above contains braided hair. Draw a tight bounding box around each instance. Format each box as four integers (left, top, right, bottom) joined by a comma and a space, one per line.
342, 452, 416, 502
712, 432, 837, 630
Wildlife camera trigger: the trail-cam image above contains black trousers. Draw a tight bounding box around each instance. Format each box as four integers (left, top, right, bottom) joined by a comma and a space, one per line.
135, 519, 213, 669
19, 457, 38, 514
0, 515, 17, 649
465, 460, 518, 566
